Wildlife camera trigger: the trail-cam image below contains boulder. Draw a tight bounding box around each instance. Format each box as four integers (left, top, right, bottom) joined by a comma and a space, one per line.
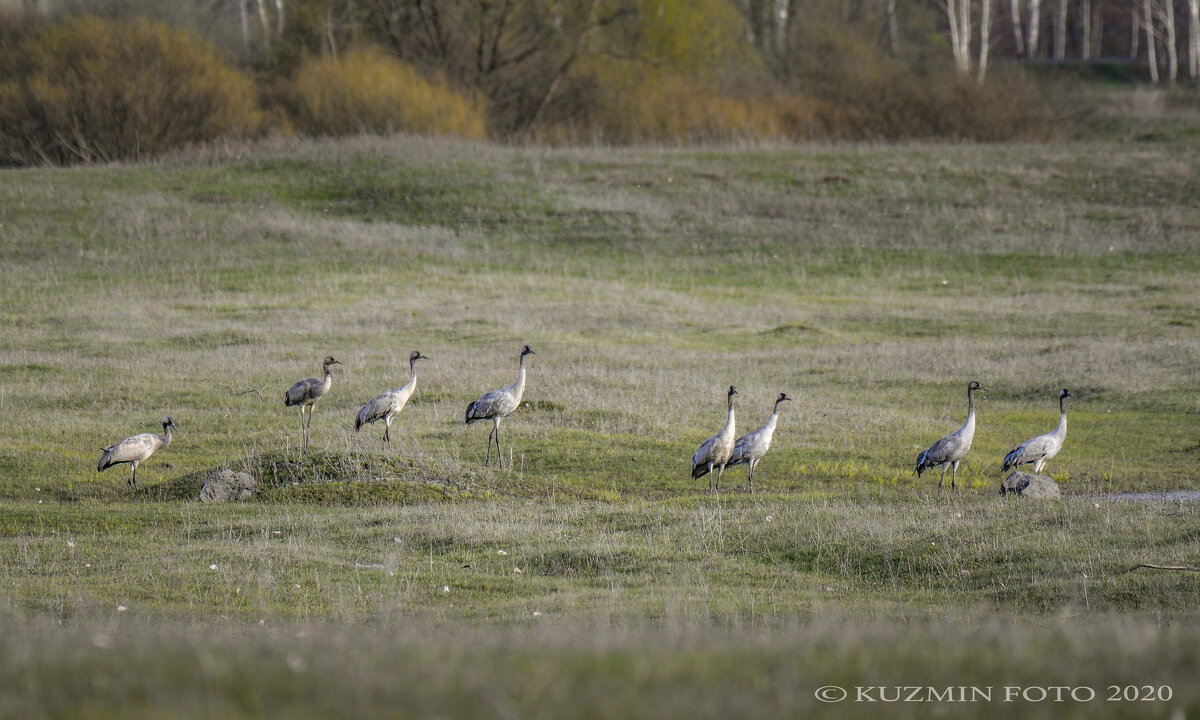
1000, 471, 1061, 499
200, 469, 257, 503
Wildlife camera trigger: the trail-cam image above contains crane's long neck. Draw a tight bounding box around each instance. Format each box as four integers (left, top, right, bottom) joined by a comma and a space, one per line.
961, 387, 977, 439
512, 354, 528, 400
405, 357, 419, 388
763, 399, 785, 433
161, 424, 173, 447
1052, 396, 1068, 438
721, 397, 736, 439
321, 368, 333, 393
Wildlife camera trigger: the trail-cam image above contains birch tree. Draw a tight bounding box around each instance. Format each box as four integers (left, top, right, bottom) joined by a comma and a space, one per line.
1159, 0, 1178, 82
978, 0, 992, 81
1131, 3, 1139, 57
1143, 0, 1159, 81
939, 0, 973, 75
1054, 0, 1066, 57
1027, 0, 1040, 56
1189, 0, 1199, 80
239, 0, 250, 52
255, 0, 271, 51
884, 0, 901, 53
1010, 0, 1025, 56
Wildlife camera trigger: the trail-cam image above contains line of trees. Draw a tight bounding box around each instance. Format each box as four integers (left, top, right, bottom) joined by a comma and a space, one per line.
1, 0, 1194, 163
725, 0, 1200, 82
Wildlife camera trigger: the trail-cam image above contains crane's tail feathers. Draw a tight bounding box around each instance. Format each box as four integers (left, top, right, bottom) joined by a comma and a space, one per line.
1001, 448, 1021, 473
464, 401, 478, 424
691, 464, 711, 480
915, 449, 931, 476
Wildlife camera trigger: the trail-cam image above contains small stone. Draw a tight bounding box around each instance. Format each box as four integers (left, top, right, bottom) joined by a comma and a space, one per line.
199, 469, 257, 503
1000, 471, 1061, 499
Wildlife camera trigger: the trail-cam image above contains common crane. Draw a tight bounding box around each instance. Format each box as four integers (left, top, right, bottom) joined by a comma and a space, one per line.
97, 417, 176, 490
727, 392, 791, 494
915, 380, 986, 491
285, 355, 341, 452
691, 385, 738, 493
465, 345, 535, 468
356, 351, 429, 451
1001, 388, 1073, 474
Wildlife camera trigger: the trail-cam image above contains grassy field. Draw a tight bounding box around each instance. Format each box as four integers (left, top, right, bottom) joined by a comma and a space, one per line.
1, 129, 1198, 717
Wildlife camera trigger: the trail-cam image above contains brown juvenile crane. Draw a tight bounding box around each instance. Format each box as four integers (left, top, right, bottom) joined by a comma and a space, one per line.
285, 355, 341, 452
356, 351, 429, 451
465, 345, 535, 468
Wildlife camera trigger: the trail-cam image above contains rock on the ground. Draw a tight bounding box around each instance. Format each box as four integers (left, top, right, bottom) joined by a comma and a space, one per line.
200, 469, 257, 503
1000, 471, 1061, 499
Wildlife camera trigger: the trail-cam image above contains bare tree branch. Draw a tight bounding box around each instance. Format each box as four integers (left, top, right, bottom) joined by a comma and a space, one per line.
1125, 562, 1200, 573
219, 384, 265, 399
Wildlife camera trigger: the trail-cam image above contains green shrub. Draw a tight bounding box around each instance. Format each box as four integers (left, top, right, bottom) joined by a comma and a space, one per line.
781, 31, 1064, 141
282, 48, 487, 139
536, 61, 804, 144
0, 16, 261, 166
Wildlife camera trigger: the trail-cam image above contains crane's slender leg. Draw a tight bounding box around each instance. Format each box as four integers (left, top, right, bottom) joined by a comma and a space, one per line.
307, 404, 315, 452
484, 426, 495, 466
383, 420, 391, 452
938, 465, 947, 490
129, 462, 138, 489
748, 460, 756, 494
951, 461, 960, 491
715, 464, 724, 493
300, 406, 309, 453
495, 421, 504, 469
708, 463, 714, 493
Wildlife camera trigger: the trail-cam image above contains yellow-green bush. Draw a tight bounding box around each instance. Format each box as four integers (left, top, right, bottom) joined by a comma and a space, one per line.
546, 61, 805, 144
283, 48, 487, 139
0, 16, 261, 166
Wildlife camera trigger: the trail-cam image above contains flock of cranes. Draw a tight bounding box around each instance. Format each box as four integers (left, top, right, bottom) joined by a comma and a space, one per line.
96, 346, 1073, 494
915, 384, 1073, 490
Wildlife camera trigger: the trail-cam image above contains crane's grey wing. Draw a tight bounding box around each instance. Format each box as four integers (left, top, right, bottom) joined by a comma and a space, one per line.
1003, 434, 1054, 471
99, 433, 157, 470
691, 435, 719, 477
285, 377, 319, 406
356, 390, 400, 430
1018, 435, 1057, 463
466, 388, 514, 422
918, 432, 966, 471
728, 428, 762, 466
728, 434, 752, 466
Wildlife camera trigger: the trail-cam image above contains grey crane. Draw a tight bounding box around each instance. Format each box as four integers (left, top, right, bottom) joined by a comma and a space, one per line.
727, 392, 791, 494
97, 417, 176, 490
465, 345, 535, 468
691, 386, 738, 493
915, 380, 986, 491
1002, 388, 1073, 474
356, 351, 429, 451
285, 355, 341, 452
